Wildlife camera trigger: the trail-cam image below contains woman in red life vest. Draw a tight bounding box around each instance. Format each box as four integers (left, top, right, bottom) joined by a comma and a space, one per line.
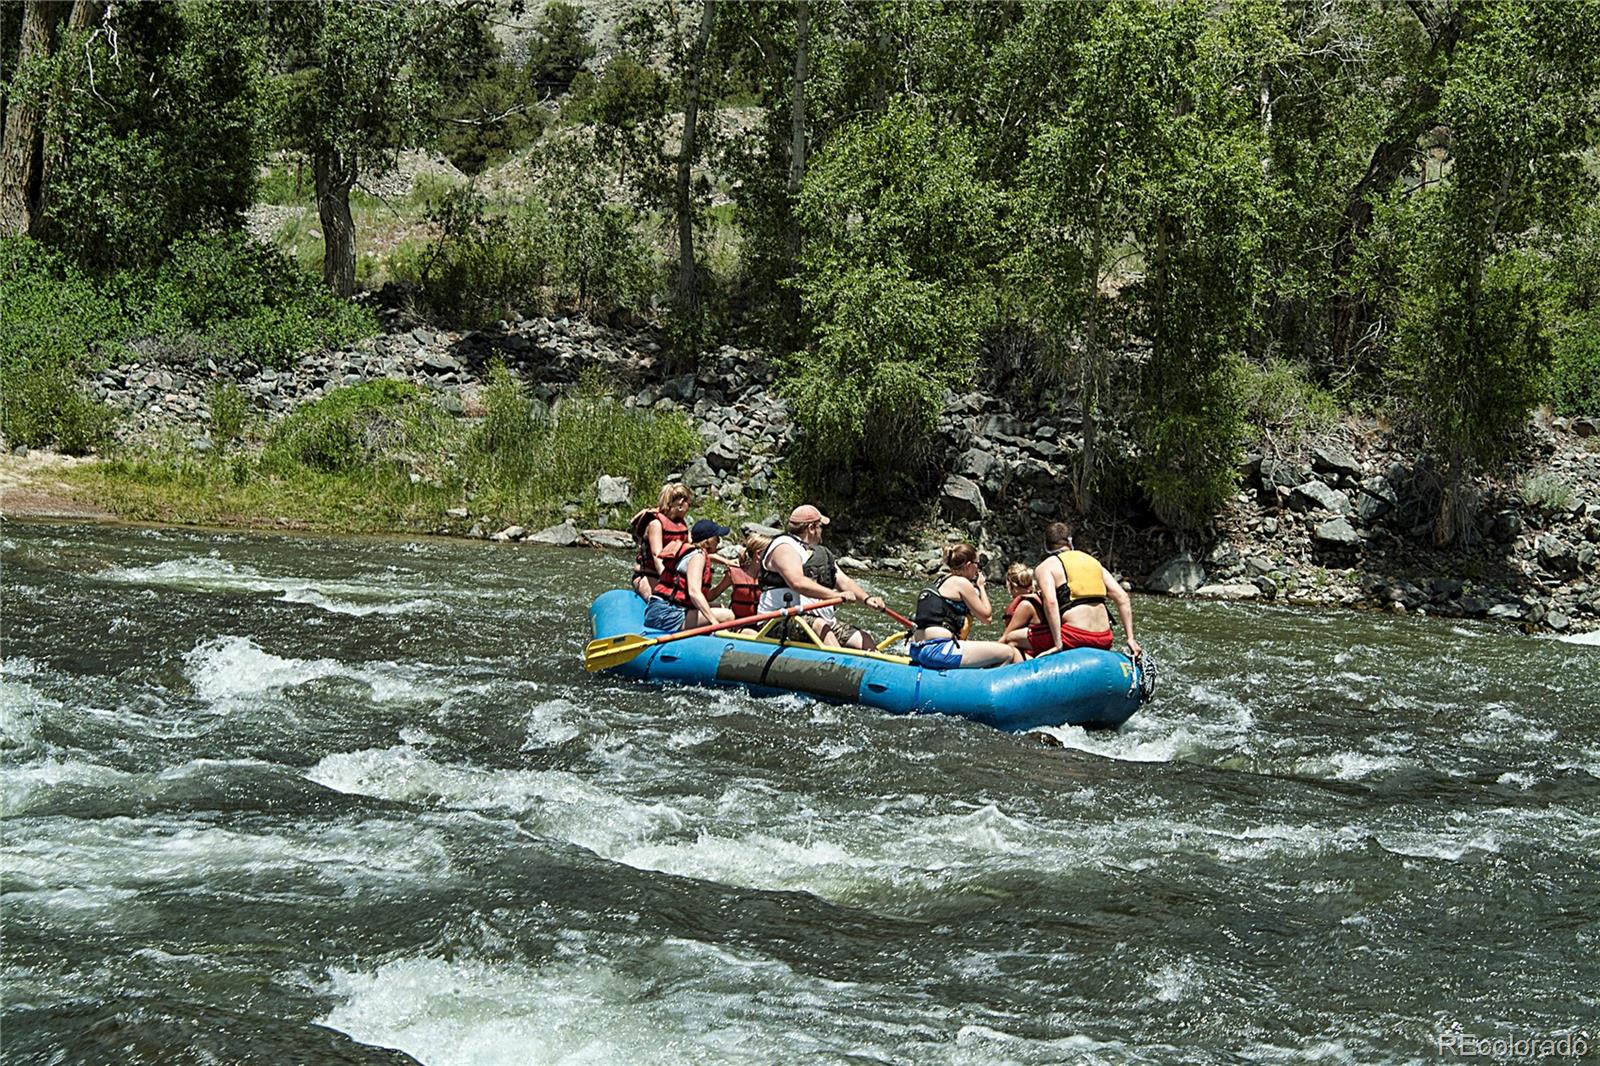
999, 562, 1046, 659
643, 518, 735, 632
630, 483, 693, 600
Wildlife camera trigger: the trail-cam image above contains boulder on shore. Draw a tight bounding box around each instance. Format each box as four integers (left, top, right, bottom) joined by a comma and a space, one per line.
527, 521, 580, 546
941, 474, 988, 520
1147, 554, 1205, 595
596, 475, 632, 507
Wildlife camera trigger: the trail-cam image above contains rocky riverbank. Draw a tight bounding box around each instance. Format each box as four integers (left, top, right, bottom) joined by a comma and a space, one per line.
53, 310, 1600, 633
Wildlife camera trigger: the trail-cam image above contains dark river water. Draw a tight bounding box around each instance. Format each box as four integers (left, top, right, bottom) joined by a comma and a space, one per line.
3, 522, 1597, 1065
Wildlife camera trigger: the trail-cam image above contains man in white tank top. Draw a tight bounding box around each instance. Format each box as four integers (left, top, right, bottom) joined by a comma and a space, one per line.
758, 504, 883, 649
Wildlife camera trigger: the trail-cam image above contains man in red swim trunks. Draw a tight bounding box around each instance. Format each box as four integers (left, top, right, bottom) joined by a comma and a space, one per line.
1031, 520, 1142, 658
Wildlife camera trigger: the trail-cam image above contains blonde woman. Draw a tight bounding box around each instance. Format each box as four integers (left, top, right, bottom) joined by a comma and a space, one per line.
629, 483, 692, 600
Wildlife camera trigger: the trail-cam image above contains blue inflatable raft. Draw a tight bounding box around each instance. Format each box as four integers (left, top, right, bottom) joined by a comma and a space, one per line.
588, 589, 1148, 732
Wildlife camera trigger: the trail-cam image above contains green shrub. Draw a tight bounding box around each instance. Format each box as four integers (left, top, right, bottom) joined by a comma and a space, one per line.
1520, 471, 1573, 511
265, 380, 450, 474
143, 232, 375, 367
407, 189, 553, 326
1549, 310, 1600, 416
464, 364, 698, 519
1238, 358, 1340, 440
0, 239, 123, 452
208, 383, 251, 445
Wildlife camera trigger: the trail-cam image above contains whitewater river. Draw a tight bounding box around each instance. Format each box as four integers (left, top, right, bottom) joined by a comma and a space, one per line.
3, 522, 1597, 1064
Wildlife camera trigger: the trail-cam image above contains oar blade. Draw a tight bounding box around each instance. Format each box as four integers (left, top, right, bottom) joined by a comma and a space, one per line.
583, 633, 654, 672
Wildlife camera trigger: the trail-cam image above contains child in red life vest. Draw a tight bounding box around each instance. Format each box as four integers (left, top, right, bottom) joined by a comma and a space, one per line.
723, 533, 769, 627
1000, 563, 1047, 659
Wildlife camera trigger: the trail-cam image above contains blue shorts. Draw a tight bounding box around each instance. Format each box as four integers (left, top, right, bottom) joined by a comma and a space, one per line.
909, 638, 963, 670
643, 597, 687, 632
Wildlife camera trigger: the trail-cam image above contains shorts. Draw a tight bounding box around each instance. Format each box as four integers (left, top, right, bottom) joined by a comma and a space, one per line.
909, 638, 963, 670
643, 597, 687, 632
1062, 624, 1114, 651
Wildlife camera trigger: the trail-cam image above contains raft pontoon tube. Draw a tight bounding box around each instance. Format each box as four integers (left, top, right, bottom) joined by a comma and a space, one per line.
588, 589, 1147, 732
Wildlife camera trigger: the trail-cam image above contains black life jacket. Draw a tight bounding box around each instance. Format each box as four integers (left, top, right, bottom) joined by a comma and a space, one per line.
633, 511, 689, 578
758, 536, 838, 591
727, 567, 760, 618
651, 542, 714, 606
912, 577, 971, 635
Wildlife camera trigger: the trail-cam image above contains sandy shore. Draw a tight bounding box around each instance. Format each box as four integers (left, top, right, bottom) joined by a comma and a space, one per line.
0, 453, 114, 521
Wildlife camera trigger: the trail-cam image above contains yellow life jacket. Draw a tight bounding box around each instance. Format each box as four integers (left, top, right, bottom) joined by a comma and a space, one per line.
1053, 549, 1106, 612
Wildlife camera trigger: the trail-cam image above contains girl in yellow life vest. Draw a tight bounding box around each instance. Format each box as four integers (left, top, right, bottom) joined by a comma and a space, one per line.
1032, 521, 1142, 657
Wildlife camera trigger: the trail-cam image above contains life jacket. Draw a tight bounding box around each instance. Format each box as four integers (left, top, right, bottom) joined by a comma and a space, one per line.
651, 542, 714, 606
727, 567, 760, 618
912, 576, 971, 636
633, 510, 689, 579
1004, 593, 1043, 628
758, 536, 838, 591
1051, 549, 1107, 613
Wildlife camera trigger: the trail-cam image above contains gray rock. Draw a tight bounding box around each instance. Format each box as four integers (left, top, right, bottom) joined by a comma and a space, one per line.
581, 529, 633, 550
1547, 611, 1571, 631
1487, 602, 1525, 622
941, 474, 988, 520
1356, 490, 1391, 525
746, 471, 769, 495
661, 373, 697, 402
1313, 517, 1363, 547
422, 352, 460, 373
1537, 536, 1580, 574
1028, 499, 1056, 516
957, 448, 1002, 488
446, 507, 470, 519
683, 457, 717, 490
596, 475, 632, 507
190, 438, 214, 453
1258, 457, 1303, 494
981, 413, 1025, 438
706, 434, 741, 472
1312, 443, 1363, 480
527, 521, 580, 547
742, 522, 782, 538
490, 525, 526, 542
1291, 481, 1352, 515
1195, 582, 1262, 601
1147, 554, 1205, 595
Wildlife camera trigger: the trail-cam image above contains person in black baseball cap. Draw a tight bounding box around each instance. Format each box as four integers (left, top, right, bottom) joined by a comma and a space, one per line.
642, 518, 735, 632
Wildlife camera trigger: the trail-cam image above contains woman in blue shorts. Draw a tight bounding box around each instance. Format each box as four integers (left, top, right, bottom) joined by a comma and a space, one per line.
907, 543, 1023, 670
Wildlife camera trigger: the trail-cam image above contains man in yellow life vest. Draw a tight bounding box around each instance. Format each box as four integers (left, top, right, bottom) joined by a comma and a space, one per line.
1032, 520, 1142, 658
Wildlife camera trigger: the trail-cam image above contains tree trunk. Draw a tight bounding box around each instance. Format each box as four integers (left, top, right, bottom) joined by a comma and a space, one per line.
0, 0, 67, 238
314, 146, 357, 297
674, 0, 716, 313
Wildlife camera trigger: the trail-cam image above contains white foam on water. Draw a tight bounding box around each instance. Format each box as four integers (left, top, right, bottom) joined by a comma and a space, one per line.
520, 699, 582, 748
1555, 629, 1600, 646
0, 758, 138, 817
1375, 827, 1500, 862
306, 747, 688, 855
1145, 959, 1204, 1003
1291, 750, 1415, 782
184, 635, 440, 703
1495, 771, 1539, 790
0, 673, 52, 754
101, 556, 437, 616
320, 939, 1096, 1066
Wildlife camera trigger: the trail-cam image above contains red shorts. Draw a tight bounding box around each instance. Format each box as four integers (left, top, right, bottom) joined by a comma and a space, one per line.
1028, 623, 1113, 653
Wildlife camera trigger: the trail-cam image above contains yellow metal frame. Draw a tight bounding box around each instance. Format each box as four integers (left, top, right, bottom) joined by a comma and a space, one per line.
717, 614, 913, 666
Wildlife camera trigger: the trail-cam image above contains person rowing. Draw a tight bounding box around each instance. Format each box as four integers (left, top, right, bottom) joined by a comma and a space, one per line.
758, 504, 881, 649
907, 543, 1023, 669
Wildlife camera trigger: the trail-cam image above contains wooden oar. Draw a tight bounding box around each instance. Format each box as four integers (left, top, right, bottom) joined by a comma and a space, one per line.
584, 596, 845, 672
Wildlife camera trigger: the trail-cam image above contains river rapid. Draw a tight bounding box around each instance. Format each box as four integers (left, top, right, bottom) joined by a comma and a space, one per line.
3, 522, 1597, 1065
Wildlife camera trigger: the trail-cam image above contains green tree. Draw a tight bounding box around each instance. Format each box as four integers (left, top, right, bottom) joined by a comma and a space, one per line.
786, 102, 998, 495
1371, 1, 1600, 544
269, 0, 484, 295
3, 1, 263, 271
527, 0, 595, 97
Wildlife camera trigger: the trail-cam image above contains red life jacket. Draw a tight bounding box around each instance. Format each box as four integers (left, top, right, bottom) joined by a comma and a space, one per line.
652, 542, 715, 606
1004, 593, 1043, 628
633, 511, 689, 579
727, 567, 760, 618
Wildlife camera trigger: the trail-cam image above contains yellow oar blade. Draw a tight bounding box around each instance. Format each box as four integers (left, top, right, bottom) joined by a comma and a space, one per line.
583, 633, 655, 672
